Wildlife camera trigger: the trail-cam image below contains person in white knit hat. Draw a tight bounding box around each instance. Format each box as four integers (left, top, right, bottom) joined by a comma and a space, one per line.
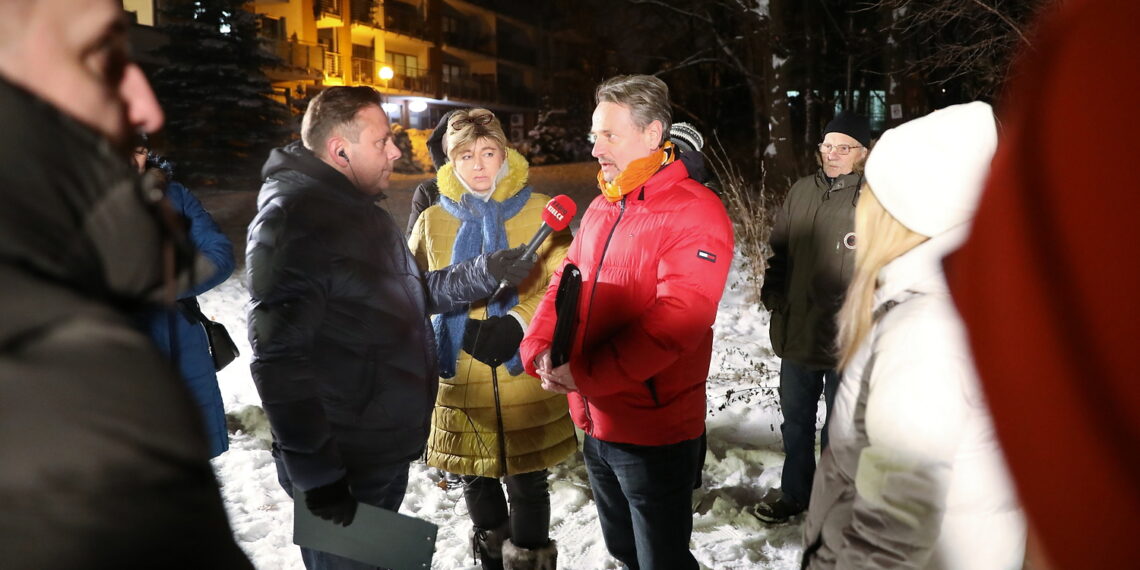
800, 102, 1027, 569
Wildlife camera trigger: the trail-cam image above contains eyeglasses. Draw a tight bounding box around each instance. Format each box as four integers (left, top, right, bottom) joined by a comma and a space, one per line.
818, 143, 863, 155
450, 113, 494, 131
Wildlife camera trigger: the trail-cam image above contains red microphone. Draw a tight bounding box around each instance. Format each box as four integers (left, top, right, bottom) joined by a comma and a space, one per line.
494, 195, 577, 294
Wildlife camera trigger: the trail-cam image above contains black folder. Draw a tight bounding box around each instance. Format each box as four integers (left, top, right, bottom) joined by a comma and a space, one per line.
550, 263, 582, 367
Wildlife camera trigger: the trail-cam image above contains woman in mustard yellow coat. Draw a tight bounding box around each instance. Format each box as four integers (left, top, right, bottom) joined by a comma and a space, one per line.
408, 108, 574, 569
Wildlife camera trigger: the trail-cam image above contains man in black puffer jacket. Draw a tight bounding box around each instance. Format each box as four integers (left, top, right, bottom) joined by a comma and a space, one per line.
247, 86, 533, 568
0, 1, 251, 567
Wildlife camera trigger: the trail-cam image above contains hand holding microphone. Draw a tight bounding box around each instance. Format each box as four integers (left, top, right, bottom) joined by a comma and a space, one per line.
489, 195, 578, 296
487, 245, 533, 288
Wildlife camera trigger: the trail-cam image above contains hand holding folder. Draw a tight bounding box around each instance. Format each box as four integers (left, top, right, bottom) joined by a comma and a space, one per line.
550, 263, 581, 368
294, 488, 438, 569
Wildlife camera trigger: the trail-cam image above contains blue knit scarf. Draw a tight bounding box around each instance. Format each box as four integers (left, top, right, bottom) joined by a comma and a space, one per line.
434, 187, 531, 377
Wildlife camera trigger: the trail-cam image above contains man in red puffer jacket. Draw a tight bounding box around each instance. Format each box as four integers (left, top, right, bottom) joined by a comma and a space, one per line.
521, 74, 734, 570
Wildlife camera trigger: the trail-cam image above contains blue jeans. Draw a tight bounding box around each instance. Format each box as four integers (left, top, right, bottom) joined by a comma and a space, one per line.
273, 447, 410, 570
461, 470, 552, 548
777, 359, 839, 508
583, 434, 702, 570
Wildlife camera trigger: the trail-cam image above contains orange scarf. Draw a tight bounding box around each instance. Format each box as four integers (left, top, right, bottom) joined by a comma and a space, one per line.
597, 141, 676, 202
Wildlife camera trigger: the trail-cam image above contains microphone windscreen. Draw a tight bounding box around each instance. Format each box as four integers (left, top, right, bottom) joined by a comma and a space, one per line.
542, 195, 578, 231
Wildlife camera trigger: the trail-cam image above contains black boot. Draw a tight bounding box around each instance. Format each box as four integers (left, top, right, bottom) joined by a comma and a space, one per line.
471, 523, 510, 570
502, 538, 557, 570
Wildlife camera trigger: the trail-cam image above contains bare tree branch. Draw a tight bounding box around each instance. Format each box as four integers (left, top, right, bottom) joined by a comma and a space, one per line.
968, 0, 1033, 47
627, 0, 715, 23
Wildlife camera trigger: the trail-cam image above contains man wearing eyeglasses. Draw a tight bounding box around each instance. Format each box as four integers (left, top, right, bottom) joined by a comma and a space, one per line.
755, 111, 871, 524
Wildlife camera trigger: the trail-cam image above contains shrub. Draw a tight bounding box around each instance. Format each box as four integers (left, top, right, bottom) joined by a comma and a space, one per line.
706, 135, 776, 304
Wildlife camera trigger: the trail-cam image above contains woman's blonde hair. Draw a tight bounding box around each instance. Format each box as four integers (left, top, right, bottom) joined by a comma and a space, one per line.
836, 185, 928, 368
445, 108, 508, 160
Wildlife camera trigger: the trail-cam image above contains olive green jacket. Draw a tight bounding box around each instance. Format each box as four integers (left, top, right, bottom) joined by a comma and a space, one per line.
761, 170, 863, 370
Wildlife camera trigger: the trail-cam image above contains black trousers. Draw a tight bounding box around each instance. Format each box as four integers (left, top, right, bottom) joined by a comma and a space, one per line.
462, 469, 551, 549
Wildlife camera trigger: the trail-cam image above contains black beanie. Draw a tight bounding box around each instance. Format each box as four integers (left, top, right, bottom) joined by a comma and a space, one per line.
822, 111, 871, 147
427, 110, 455, 169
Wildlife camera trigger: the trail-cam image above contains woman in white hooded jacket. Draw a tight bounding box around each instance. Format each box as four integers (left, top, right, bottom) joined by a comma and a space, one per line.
801, 102, 1026, 569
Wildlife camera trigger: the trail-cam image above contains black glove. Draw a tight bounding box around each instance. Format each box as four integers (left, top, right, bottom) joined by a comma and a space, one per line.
487, 245, 536, 287
462, 315, 524, 366
304, 476, 357, 526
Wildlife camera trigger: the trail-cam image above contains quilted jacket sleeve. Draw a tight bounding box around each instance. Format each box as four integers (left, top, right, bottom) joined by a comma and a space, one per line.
422, 253, 500, 315
169, 181, 234, 298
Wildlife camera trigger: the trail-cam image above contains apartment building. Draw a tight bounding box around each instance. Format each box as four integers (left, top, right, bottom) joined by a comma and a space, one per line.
123, 0, 543, 137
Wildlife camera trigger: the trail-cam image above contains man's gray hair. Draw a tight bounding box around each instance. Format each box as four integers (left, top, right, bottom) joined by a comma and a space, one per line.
595, 75, 672, 148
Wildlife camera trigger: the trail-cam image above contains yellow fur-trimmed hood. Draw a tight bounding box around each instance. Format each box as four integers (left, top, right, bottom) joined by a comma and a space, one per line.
436, 147, 531, 203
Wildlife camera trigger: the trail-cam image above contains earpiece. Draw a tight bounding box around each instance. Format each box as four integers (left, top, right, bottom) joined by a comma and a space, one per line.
338, 149, 349, 162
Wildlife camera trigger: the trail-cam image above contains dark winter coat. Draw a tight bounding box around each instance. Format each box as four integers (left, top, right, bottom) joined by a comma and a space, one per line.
761, 170, 863, 370
521, 160, 735, 446
247, 141, 499, 492
0, 77, 251, 568
143, 180, 235, 458
406, 110, 454, 234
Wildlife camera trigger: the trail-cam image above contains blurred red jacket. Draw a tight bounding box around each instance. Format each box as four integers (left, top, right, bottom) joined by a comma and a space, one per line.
946, 0, 1140, 566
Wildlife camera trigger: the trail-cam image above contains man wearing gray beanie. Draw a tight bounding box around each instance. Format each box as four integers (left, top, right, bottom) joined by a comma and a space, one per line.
755, 111, 871, 524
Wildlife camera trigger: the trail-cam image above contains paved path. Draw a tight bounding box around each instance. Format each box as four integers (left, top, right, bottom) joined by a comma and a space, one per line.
198, 162, 600, 268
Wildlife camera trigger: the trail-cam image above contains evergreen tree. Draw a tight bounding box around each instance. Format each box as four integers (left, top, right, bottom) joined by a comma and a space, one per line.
152, 0, 292, 188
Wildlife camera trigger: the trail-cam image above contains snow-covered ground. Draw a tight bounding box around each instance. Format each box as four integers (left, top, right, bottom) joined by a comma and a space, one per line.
201, 255, 813, 569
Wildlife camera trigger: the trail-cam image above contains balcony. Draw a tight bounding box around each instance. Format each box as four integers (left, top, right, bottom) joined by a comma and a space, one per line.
441, 74, 497, 103
350, 0, 377, 24
263, 39, 326, 79
315, 0, 343, 26
443, 31, 494, 55
351, 59, 436, 96
383, 4, 427, 39
325, 51, 343, 78
498, 41, 537, 66
315, 0, 342, 18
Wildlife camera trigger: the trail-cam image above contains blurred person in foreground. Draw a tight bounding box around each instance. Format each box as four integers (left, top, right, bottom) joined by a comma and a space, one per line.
521, 75, 734, 570
802, 102, 1026, 568
133, 138, 235, 458
945, 0, 1140, 566
409, 108, 574, 569
247, 86, 535, 570
0, 0, 251, 567
755, 111, 872, 524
